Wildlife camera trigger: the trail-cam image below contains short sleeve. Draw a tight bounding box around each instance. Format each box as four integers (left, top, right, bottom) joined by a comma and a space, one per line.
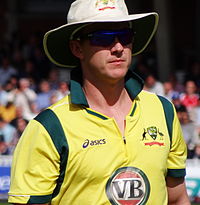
8, 119, 60, 204
167, 106, 187, 177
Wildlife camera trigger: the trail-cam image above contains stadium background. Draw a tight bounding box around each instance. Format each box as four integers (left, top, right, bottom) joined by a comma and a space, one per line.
0, 0, 200, 204
1, 0, 200, 80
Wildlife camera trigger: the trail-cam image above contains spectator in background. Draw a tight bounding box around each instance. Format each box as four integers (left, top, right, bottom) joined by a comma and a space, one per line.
13, 117, 28, 144
0, 84, 8, 106
0, 56, 18, 86
2, 75, 19, 100
0, 134, 8, 155
54, 81, 70, 101
143, 72, 164, 96
10, 106, 28, 128
9, 106, 29, 151
176, 105, 198, 158
36, 80, 54, 111
194, 98, 200, 128
180, 80, 199, 108
19, 60, 40, 88
8, 75, 19, 90
47, 68, 60, 90
0, 100, 17, 123
193, 99, 200, 156
8, 78, 38, 121
49, 93, 60, 105
185, 60, 200, 90
0, 117, 17, 155
168, 73, 185, 93
180, 80, 199, 121
163, 81, 179, 101
171, 93, 182, 109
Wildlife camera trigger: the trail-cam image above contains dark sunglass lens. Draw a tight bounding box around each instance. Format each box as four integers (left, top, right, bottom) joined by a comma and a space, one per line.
87, 29, 133, 47
90, 33, 114, 47
118, 30, 133, 45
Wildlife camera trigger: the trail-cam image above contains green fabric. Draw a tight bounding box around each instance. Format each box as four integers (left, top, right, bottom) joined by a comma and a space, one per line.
167, 169, 186, 177
86, 109, 108, 120
157, 95, 174, 146
130, 102, 137, 116
34, 109, 69, 199
28, 194, 52, 204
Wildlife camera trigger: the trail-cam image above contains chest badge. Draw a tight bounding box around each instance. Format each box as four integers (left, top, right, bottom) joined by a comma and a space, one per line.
106, 167, 150, 205
142, 126, 164, 146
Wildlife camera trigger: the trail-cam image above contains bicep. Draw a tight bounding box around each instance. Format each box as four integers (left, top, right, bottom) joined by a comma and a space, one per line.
166, 176, 190, 205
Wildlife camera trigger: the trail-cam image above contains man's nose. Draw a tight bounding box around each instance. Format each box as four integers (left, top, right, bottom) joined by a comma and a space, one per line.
110, 38, 124, 53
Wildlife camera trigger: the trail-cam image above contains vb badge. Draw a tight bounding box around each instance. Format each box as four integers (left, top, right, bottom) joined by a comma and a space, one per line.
106, 167, 150, 205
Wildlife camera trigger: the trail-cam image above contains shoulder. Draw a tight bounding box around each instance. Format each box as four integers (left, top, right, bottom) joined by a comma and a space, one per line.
138, 90, 175, 123
49, 95, 70, 112
139, 90, 173, 105
35, 95, 71, 121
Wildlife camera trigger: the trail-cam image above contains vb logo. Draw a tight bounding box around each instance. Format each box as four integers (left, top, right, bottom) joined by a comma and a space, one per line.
106, 167, 150, 205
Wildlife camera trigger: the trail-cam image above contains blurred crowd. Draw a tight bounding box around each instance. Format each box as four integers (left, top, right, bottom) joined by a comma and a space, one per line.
0, 31, 200, 158
0, 31, 70, 155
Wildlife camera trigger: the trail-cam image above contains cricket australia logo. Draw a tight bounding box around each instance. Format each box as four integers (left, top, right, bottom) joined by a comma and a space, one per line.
106, 167, 150, 205
95, 0, 116, 11
142, 126, 164, 146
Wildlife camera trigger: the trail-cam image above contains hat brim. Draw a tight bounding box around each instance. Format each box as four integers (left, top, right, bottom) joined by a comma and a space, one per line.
43, 13, 159, 68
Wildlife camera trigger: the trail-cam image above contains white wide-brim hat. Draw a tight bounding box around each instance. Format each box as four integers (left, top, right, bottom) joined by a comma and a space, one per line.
43, 0, 159, 68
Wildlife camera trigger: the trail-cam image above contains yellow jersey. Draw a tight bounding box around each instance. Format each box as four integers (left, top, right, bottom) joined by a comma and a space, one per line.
8, 69, 187, 205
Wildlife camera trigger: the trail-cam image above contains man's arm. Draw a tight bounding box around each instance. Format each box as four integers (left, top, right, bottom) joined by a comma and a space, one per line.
166, 176, 191, 205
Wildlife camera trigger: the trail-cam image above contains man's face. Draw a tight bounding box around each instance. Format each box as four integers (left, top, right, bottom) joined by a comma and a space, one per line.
71, 22, 133, 85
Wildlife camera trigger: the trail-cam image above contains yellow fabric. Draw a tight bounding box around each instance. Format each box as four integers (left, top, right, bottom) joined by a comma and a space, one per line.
8, 120, 60, 202
8, 195, 30, 204
8, 91, 187, 205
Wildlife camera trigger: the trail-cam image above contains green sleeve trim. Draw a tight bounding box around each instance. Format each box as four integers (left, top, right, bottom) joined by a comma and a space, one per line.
167, 169, 186, 177
157, 96, 174, 145
34, 109, 69, 200
28, 194, 52, 204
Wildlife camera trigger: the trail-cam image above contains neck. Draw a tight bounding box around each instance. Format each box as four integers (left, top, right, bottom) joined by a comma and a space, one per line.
83, 78, 128, 107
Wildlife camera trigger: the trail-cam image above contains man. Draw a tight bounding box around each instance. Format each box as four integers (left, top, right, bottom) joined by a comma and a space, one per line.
8, 0, 190, 204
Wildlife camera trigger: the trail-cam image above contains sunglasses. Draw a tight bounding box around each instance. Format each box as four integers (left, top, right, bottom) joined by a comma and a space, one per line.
77, 28, 134, 47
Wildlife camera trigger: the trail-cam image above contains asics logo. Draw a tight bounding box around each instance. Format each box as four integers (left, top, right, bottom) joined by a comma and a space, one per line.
82, 139, 106, 148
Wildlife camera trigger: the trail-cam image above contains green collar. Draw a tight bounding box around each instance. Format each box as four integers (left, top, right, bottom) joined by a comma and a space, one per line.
70, 68, 144, 107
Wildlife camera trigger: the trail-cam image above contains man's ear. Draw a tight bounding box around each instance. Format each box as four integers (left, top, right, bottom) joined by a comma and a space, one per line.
69, 40, 83, 59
